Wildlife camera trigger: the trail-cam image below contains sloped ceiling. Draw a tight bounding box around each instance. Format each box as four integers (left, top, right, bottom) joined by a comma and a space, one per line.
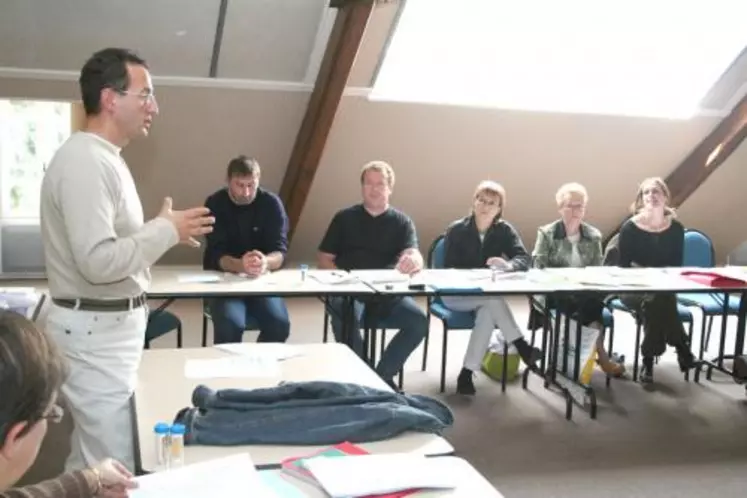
0, 0, 746, 113
0, 0, 333, 82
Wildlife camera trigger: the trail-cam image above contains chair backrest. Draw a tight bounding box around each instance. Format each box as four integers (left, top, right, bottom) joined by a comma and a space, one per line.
683, 228, 715, 267
426, 234, 446, 306
727, 239, 747, 265
427, 234, 446, 269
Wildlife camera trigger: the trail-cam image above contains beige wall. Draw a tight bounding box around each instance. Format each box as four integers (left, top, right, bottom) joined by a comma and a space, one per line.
290, 98, 737, 263
0, 75, 741, 265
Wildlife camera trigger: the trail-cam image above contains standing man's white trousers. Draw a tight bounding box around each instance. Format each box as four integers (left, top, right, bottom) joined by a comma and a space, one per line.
44, 302, 147, 472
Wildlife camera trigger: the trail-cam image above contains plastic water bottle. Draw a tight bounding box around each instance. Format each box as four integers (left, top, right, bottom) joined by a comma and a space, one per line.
300, 264, 308, 282
490, 263, 500, 282
153, 422, 170, 468
169, 424, 186, 467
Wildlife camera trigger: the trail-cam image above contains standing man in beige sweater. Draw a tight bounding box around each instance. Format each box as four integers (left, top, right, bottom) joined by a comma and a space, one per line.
39, 47, 214, 472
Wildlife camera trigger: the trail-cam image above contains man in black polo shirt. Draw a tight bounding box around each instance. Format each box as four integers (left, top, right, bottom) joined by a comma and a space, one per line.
203, 156, 291, 344
318, 161, 427, 389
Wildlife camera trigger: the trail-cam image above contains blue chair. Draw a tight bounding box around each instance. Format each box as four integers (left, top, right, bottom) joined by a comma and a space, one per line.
427, 234, 508, 393
144, 310, 183, 349
201, 301, 260, 347
678, 229, 740, 360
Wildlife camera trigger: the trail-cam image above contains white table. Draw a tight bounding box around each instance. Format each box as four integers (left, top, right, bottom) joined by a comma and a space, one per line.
353, 267, 717, 296
134, 344, 454, 472
258, 456, 504, 497
147, 267, 375, 299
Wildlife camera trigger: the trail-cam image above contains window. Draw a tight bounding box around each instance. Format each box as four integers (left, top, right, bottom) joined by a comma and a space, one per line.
372, 0, 747, 119
0, 99, 72, 222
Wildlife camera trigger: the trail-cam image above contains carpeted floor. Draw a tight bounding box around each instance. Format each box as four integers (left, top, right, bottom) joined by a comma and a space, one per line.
20, 296, 747, 497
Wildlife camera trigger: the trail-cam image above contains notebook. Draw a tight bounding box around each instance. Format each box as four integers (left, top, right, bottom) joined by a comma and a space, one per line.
302, 453, 458, 498
680, 269, 747, 288
281, 442, 418, 498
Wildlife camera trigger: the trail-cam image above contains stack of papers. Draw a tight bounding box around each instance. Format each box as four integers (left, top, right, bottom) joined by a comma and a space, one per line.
309, 271, 359, 285
177, 273, 222, 284
184, 356, 280, 379
352, 270, 410, 284
302, 454, 458, 497
130, 453, 279, 497
214, 343, 304, 361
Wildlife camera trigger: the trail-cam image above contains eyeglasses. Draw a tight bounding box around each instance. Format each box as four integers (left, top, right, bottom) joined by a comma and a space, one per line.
41, 404, 64, 424
563, 203, 585, 211
476, 197, 499, 208
114, 89, 157, 105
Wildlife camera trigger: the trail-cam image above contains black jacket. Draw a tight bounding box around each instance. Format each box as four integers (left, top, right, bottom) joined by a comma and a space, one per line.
443, 216, 529, 271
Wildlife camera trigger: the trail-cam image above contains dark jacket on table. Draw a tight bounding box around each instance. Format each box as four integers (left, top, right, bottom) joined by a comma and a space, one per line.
176, 381, 454, 446
443, 215, 530, 271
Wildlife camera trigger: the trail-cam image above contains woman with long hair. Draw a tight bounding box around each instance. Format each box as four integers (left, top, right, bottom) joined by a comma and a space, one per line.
617, 177, 695, 383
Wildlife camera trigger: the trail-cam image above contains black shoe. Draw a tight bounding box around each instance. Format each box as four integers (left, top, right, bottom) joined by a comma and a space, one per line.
734, 355, 747, 384
514, 339, 542, 370
676, 347, 696, 372
640, 357, 654, 383
456, 368, 476, 395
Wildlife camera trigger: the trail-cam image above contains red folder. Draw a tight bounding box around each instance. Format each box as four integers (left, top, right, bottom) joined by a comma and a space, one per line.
680, 270, 747, 289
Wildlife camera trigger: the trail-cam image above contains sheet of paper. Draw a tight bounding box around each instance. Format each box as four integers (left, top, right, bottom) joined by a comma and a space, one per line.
421, 270, 484, 291
259, 472, 306, 497
184, 356, 280, 379
130, 453, 278, 498
177, 273, 222, 284
302, 453, 458, 497
560, 267, 655, 287
352, 270, 410, 284
214, 343, 304, 361
309, 270, 359, 285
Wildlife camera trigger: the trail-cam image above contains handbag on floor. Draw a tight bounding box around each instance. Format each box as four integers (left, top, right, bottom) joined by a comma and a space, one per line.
554, 317, 599, 386
481, 331, 520, 382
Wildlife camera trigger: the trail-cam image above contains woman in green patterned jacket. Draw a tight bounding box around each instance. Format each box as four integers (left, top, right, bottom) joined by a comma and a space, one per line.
531, 182, 625, 377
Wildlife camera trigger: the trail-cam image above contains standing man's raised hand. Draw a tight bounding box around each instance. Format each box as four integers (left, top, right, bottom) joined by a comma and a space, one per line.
159, 196, 215, 247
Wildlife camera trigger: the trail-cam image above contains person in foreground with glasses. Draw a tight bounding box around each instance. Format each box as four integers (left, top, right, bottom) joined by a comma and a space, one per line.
0, 311, 137, 497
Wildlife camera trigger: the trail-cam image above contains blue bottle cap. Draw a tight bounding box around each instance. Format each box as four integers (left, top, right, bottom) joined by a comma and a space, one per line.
170, 423, 186, 435
154, 422, 169, 434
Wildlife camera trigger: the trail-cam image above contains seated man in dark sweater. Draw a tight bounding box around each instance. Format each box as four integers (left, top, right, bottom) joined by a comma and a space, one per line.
203, 156, 290, 344
318, 161, 427, 391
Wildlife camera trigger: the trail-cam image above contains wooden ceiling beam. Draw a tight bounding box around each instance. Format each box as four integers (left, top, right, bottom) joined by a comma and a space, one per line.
604, 92, 747, 246
278, 0, 377, 242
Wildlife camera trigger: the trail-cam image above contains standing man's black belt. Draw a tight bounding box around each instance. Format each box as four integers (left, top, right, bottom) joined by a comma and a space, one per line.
52, 293, 147, 312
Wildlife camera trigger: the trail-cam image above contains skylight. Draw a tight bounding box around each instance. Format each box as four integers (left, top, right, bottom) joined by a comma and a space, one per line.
372, 0, 747, 119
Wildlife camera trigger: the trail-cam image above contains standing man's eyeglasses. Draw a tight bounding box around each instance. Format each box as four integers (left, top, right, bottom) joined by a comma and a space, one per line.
113, 89, 157, 104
